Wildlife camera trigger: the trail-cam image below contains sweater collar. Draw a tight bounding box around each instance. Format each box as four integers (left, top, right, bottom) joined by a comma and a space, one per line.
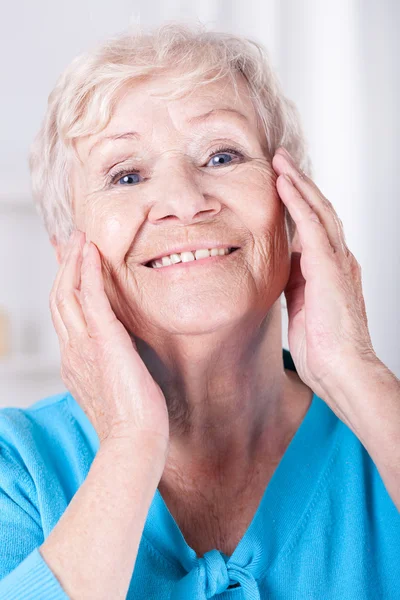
141, 392, 340, 598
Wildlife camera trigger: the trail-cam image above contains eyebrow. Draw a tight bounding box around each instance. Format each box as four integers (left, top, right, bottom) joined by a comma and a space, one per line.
87, 108, 250, 157
88, 131, 140, 157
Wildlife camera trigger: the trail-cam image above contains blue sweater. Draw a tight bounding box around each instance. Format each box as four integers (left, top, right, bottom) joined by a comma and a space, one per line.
0, 387, 399, 599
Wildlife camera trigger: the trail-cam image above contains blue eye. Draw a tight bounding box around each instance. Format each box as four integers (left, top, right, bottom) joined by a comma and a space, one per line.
207, 152, 235, 167
115, 172, 141, 186
206, 146, 243, 168
108, 146, 242, 186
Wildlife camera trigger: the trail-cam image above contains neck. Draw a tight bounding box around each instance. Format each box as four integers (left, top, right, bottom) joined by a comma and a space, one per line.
135, 299, 311, 482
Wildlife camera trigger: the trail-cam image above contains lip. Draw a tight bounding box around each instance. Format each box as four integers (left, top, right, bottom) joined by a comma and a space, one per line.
142, 244, 241, 266
146, 247, 240, 271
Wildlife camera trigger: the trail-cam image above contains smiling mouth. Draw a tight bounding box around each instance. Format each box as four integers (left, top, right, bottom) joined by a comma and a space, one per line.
144, 247, 240, 269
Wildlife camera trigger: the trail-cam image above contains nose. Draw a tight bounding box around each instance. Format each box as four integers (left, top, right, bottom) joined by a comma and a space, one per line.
147, 159, 222, 226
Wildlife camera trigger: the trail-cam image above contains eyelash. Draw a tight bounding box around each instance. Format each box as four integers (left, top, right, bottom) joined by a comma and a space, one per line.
107, 145, 244, 186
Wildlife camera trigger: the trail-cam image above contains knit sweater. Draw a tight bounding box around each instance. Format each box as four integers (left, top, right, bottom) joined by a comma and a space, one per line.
1, 360, 400, 598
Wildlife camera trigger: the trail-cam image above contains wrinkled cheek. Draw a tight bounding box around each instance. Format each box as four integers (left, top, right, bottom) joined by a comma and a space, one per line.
247, 187, 289, 280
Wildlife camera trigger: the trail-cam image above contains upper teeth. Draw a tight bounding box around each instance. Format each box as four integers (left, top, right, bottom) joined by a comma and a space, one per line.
150, 247, 233, 268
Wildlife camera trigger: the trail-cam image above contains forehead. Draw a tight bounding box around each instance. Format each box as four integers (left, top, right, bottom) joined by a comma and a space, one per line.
116, 71, 257, 122
77, 72, 261, 161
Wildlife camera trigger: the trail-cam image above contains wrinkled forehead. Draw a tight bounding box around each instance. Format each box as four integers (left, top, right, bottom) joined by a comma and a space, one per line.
75, 71, 263, 163
136, 70, 258, 121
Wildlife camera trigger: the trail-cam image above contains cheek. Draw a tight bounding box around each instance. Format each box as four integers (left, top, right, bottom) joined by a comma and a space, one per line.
231, 163, 288, 273
88, 211, 129, 261
105, 216, 123, 236
229, 161, 283, 231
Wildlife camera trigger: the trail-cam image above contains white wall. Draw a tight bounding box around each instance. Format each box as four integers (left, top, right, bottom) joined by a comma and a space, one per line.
0, 0, 398, 408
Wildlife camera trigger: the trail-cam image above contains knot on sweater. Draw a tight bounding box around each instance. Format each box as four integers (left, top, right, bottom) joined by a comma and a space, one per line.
170, 548, 261, 599
199, 550, 260, 598
199, 550, 232, 596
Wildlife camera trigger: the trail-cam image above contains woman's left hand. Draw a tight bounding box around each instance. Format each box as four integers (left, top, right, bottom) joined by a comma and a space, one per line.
272, 147, 379, 414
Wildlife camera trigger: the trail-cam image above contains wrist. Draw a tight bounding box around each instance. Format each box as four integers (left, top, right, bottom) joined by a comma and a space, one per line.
102, 429, 169, 467
327, 355, 400, 450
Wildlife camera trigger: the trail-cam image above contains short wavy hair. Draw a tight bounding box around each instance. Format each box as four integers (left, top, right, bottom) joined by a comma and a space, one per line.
29, 20, 312, 247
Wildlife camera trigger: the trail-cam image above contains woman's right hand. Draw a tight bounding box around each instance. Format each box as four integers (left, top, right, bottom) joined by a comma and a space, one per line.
49, 230, 170, 452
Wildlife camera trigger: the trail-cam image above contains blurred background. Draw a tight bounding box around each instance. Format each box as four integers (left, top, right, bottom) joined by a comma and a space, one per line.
0, 0, 398, 408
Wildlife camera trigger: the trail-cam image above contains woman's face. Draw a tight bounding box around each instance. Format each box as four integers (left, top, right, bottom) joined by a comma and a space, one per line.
72, 72, 291, 341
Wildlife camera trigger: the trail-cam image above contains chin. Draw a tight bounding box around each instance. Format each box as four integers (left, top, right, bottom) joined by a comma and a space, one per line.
150, 294, 263, 335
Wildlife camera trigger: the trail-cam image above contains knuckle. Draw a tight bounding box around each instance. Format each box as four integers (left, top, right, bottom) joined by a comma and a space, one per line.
55, 290, 68, 308
49, 295, 56, 313
80, 285, 92, 304
88, 327, 106, 344
297, 169, 307, 180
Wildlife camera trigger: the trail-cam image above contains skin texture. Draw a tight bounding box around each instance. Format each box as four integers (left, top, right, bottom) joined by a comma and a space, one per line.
52, 71, 313, 507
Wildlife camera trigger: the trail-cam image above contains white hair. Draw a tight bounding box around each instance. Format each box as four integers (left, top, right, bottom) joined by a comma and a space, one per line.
29, 20, 312, 246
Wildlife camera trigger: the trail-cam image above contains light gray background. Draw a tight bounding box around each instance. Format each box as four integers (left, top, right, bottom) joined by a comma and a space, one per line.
0, 0, 398, 407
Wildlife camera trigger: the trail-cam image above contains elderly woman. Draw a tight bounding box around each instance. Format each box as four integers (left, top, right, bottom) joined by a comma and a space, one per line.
0, 21, 399, 600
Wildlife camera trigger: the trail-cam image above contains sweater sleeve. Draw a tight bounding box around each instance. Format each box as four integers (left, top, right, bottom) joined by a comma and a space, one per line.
0, 442, 70, 599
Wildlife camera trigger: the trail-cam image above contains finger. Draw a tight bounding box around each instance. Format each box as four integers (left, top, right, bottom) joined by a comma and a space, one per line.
80, 241, 120, 340
56, 230, 89, 342
50, 230, 81, 346
272, 149, 347, 255
276, 174, 337, 278
49, 294, 68, 347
